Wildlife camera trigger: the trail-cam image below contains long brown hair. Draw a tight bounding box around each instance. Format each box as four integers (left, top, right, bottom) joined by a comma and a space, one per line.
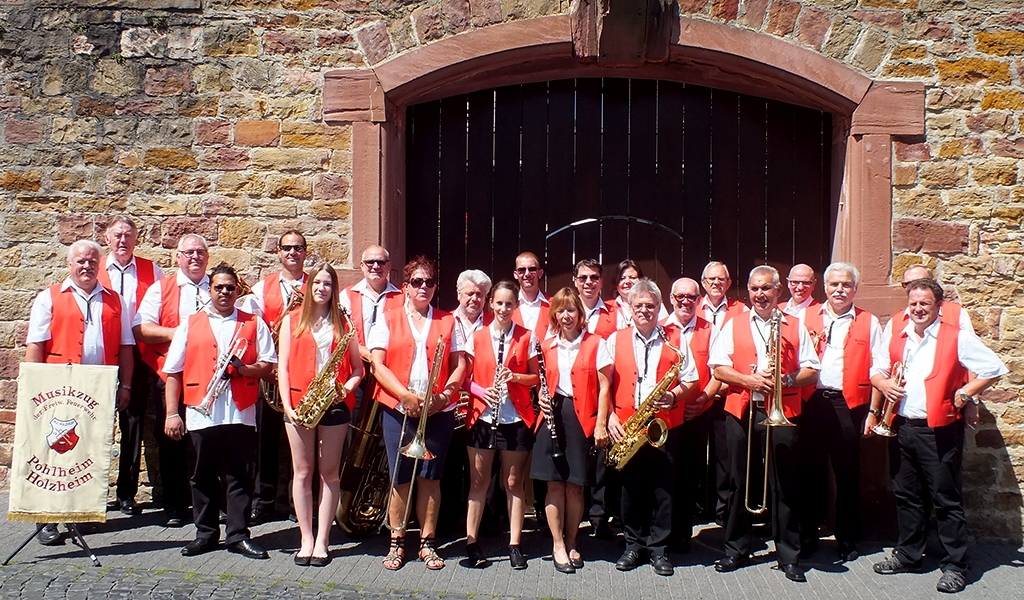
294, 262, 346, 343
547, 286, 585, 336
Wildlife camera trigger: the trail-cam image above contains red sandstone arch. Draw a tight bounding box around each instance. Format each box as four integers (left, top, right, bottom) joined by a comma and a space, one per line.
324, 14, 922, 316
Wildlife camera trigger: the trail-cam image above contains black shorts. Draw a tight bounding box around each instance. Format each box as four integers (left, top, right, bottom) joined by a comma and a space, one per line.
466, 419, 534, 452
284, 401, 351, 427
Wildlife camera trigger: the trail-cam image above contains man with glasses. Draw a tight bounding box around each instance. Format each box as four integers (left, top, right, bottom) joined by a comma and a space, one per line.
96, 217, 164, 518
342, 245, 404, 359
783, 264, 821, 325
663, 277, 721, 553
511, 252, 549, 341
163, 264, 276, 559
134, 233, 212, 528
247, 230, 308, 525
698, 262, 747, 330
573, 259, 616, 339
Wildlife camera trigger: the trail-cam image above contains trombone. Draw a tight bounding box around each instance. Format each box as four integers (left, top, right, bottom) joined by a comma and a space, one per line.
383, 335, 445, 532
744, 309, 795, 515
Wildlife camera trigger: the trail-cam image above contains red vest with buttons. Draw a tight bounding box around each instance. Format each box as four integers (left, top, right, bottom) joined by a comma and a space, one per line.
724, 314, 804, 420
611, 327, 681, 428
284, 308, 355, 411
889, 322, 966, 428
804, 306, 874, 408
590, 303, 617, 339
467, 324, 536, 429
181, 311, 260, 410
44, 284, 122, 366
373, 308, 457, 411
140, 278, 185, 380
261, 271, 306, 331
345, 286, 404, 347
541, 332, 603, 437
663, 317, 715, 420
95, 256, 158, 310
512, 299, 550, 342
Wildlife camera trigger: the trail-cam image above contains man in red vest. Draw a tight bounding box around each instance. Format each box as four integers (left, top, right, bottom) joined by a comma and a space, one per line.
247, 230, 307, 525
163, 264, 276, 559
341, 245, 404, 359
884, 264, 974, 337
511, 252, 549, 341
133, 233, 212, 528
606, 279, 699, 576
798, 262, 887, 563
867, 278, 1006, 594
26, 239, 135, 545
782, 264, 821, 325
98, 217, 164, 518
709, 265, 820, 583
662, 277, 722, 554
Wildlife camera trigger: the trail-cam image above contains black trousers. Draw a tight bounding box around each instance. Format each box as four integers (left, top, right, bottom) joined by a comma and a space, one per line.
253, 391, 287, 514
799, 389, 868, 545
620, 432, 677, 557
115, 347, 152, 502
589, 447, 621, 526
708, 397, 731, 525
189, 423, 257, 545
154, 377, 190, 512
889, 418, 968, 573
673, 408, 713, 542
724, 406, 801, 564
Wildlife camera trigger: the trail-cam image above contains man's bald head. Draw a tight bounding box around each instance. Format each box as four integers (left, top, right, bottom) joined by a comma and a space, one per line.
787, 263, 816, 304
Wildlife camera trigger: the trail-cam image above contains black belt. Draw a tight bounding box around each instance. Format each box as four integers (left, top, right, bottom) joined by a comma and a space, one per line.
895, 416, 929, 427
818, 388, 845, 399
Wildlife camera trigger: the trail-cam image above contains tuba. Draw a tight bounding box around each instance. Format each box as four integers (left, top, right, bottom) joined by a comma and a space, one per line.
262, 288, 305, 412
604, 326, 684, 471
872, 361, 905, 437
290, 306, 357, 428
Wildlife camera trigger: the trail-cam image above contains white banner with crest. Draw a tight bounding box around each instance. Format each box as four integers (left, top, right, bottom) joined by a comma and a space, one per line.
7, 363, 118, 523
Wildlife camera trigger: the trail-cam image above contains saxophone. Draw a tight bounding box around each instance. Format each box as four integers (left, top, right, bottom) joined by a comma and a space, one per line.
605, 326, 685, 471
291, 306, 357, 428
263, 288, 304, 412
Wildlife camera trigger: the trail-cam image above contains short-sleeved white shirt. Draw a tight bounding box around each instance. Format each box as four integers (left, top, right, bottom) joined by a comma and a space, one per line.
27, 279, 135, 365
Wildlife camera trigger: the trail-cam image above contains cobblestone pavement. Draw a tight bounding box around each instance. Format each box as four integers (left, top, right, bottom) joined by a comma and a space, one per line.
1, 494, 1022, 600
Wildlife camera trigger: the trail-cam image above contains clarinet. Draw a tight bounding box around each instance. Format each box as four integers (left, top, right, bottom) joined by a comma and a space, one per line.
487, 330, 508, 450
534, 341, 563, 458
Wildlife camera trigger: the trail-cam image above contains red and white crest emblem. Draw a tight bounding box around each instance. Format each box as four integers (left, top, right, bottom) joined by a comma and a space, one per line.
46, 417, 79, 454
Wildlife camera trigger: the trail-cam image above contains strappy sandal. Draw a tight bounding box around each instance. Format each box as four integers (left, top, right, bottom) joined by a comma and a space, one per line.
383, 536, 405, 571
419, 537, 445, 570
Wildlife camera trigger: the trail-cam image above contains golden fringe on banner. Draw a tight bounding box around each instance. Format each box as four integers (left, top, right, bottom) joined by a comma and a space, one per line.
7, 511, 107, 523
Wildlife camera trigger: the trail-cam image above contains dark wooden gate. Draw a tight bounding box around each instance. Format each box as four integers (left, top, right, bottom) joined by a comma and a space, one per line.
406, 79, 832, 308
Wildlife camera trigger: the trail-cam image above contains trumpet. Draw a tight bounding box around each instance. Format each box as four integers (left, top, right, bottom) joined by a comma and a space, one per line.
534, 341, 563, 459
872, 362, 905, 437
745, 309, 795, 515
384, 335, 445, 532
193, 331, 249, 417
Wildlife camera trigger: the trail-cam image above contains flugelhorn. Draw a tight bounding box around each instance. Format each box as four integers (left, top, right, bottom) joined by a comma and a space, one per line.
193, 330, 248, 417
872, 362, 905, 437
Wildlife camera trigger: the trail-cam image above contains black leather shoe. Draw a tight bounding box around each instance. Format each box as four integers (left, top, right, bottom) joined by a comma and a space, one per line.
250, 507, 273, 526
651, 554, 674, 576
227, 539, 269, 559
119, 498, 141, 516
615, 550, 642, 571
294, 554, 311, 566
164, 508, 186, 528
181, 538, 217, 556
780, 562, 806, 582
936, 570, 967, 594
593, 521, 615, 540
568, 551, 584, 569
36, 524, 61, 546
714, 555, 750, 573
873, 554, 921, 574
465, 542, 489, 568
553, 558, 576, 574
310, 555, 332, 567
837, 541, 859, 562
508, 545, 527, 570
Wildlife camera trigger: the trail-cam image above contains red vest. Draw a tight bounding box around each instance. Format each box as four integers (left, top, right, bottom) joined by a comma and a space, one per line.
512, 299, 550, 342
590, 302, 617, 339
542, 332, 603, 437
181, 311, 260, 411
664, 317, 715, 419
372, 308, 458, 411
140, 277, 185, 380
610, 327, 681, 428
44, 284, 122, 366
284, 308, 355, 410
466, 324, 536, 428
95, 256, 158, 310
261, 271, 306, 331
345, 286, 404, 346
804, 306, 874, 408
724, 314, 804, 419
889, 322, 966, 428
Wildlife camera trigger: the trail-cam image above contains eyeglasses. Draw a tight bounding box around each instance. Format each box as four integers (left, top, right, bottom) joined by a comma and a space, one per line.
212, 284, 237, 292
362, 259, 389, 267
672, 293, 700, 303
178, 249, 207, 257
575, 274, 601, 283
408, 277, 436, 288
280, 244, 306, 252
703, 276, 726, 283
787, 279, 814, 287
515, 266, 539, 274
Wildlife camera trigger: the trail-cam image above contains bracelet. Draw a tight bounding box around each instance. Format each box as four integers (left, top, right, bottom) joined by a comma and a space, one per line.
119, 384, 131, 391
165, 414, 182, 421
868, 408, 883, 418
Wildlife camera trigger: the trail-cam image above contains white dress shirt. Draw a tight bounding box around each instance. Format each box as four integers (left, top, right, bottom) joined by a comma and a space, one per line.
783, 295, 816, 325
104, 254, 166, 323
453, 308, 485, 348
464, 323, 538, 424
583, 297, 609, 334
517, 290, 547, 332
246, 272, 305, 319
545, 331, 613, 397
340, 279, 403, 338
606, 327, 699, 408
134, 271, 211, 328
27, 279, 135, 365
813, 304, 889, 390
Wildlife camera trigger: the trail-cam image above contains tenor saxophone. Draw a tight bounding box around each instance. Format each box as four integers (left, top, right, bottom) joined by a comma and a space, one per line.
291, 306, 357, 428
605, 326, 685, 471
263, 288, 305, 412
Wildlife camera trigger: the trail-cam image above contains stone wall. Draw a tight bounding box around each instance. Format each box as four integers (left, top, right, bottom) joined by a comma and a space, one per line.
1, 0, 1022, 540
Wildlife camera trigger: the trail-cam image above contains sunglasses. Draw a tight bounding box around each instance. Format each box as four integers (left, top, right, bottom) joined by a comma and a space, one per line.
515, 266, 539, 274
212, 284, 237, 292
575, 274, 601, 283
280, 244, 306, 252
363, 259, 389, 267
672, 293, 700, 303
409, 277, 437, 288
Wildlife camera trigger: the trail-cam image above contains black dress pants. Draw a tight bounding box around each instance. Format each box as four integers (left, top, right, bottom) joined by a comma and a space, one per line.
589, 446, 621, 527
673, 408, 712, 543
799, 389, 868, 545
889, 418, 968, 573
154, 377, 190, 512
724, 406, 801, 564
708, 397, 731, 525
620, 432, 677, 557
189, 423, 257, 544
253, 391, 287, 514
115, 347, 151, 502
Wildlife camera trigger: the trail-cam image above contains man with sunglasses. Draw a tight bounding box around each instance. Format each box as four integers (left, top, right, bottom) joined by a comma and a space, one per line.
163, 264, 276, 559
246, 230, 308, 525
511, 252, 550, 341
573, 259, 616, 339
134, 234, 212, 528
662, 277, 722, 553
341, 245, 404, 358
783, 264, 821, 326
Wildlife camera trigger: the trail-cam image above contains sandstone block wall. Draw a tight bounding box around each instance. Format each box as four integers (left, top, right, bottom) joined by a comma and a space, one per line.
1, 0, 1021, 541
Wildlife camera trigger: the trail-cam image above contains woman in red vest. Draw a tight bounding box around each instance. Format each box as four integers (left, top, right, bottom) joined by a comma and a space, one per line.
277, 263, 363, 567
462, 280, 540, 570
531, 287, 612, 573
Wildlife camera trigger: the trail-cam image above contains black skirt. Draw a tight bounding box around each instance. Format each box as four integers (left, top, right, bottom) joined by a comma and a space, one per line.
466, 418, 534, 452
531, 394, 595, 486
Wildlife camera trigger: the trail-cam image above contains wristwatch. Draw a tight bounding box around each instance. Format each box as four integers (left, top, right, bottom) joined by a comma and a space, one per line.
958, 390, 979, 409
868, 408, 884, 419
782, 373, 794, 388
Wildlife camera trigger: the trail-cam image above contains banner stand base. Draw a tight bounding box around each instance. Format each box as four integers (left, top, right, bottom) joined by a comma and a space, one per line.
2, 523, 101, 567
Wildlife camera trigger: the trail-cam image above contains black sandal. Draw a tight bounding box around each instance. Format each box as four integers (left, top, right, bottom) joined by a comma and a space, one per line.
419, 537, 445, 570
383, 536, 405, 570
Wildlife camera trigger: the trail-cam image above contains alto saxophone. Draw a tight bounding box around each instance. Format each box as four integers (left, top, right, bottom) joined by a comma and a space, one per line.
605, 326, 685, 471
263, 288, 304, 412
291, 306, 357, 428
